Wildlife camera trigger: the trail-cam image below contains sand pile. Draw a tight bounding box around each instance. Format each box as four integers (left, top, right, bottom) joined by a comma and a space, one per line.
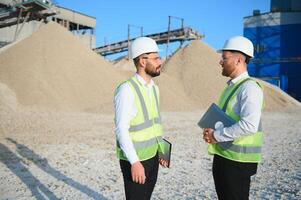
0, 82, 18, 112
162, 40, 227, 109
155, 73, 198, 111
257, 79, 301, 110
112, 56, 136, 71
0, 22, 123, 112
162, 40, 300, 111
107, 67, 196, 111
1, 23, 298, 113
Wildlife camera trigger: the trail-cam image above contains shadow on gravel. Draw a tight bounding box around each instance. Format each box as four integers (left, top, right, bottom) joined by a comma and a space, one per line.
3, 138, 108, 200
0, 143, 59, 200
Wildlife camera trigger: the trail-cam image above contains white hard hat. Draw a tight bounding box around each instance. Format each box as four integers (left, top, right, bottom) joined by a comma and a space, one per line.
218, 36, 254, 58
130, 37, 159, 59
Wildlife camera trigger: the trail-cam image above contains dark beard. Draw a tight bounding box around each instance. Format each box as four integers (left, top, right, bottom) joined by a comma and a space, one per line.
145, 66, 161, 77
222, 67, 231, 77
222, 69, 228, 77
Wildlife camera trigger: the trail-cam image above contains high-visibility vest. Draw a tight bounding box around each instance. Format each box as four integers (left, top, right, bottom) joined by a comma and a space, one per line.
208, 78, 264, 163
115, 76, 164, 161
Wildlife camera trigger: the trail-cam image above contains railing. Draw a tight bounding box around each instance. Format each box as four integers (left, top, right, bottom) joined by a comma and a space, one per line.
0, 0, 56, 28
94, 27, 203, 56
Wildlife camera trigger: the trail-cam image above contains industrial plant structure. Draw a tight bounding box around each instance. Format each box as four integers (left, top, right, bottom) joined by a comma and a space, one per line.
244, 0, 301, 101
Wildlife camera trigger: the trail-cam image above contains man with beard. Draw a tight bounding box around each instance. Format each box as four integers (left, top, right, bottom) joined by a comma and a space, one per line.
114, 37, 168, 200
203, 36, 264, 200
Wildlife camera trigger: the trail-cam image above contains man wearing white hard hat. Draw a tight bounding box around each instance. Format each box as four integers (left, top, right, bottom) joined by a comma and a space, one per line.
202, 36, 264, 200
114, 37, 168, 200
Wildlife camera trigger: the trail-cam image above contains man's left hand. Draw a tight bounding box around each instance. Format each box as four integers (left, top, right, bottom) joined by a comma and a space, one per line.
159, 158, 169, 168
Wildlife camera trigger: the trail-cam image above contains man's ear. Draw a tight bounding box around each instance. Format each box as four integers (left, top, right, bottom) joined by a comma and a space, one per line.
139, 57, 147, 68
236, 55, 244, 65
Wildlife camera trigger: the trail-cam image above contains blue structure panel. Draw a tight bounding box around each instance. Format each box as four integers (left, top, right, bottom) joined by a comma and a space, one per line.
280, 24, 301, 57
244, 21, 301, 101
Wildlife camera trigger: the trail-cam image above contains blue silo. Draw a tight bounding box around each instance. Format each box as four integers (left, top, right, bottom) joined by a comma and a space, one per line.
244, 0, 301, 101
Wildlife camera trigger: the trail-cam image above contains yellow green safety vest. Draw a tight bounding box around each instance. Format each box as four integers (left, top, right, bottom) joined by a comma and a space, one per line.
208, 78, 263, 163
115, 76, 164, 161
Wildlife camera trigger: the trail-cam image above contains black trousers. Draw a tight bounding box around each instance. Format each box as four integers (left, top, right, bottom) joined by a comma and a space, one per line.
120, 153, 159, 200
212, 155, 258, 200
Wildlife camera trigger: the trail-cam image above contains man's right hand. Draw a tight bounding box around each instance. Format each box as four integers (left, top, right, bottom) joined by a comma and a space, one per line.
131, 161, 146, 184
203, 128, 217, 144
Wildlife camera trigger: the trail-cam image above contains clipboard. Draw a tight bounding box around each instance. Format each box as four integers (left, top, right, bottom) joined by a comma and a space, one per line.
197, 103, 235, 129
158, 138, 172, 168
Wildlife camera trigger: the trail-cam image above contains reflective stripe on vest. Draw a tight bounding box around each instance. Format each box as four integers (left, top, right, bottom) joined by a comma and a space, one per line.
117, 136, 163, 150
128, 78, 161, 132
218, 141, 261, 153
208, 77, 263, 162
116, 77, 163, 162
217, 120, 263, 154
218, 78, 262, 154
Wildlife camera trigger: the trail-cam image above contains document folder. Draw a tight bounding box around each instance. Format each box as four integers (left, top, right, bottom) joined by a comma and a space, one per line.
198, 103, 236, 129
158, 139, 172, 168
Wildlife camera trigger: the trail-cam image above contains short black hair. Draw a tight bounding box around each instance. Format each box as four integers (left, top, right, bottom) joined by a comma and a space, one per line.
133, 53, 152, 67
245, 56, 251, 64
133, 57, 140, 67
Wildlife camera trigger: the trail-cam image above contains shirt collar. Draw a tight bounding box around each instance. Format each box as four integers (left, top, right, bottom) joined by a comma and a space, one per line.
135, 73, 154, 87
227, 71, 249, 86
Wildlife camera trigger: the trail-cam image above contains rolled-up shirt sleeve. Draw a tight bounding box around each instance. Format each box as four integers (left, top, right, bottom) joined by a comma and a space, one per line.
114, 83, 139, 164
214, 82, 263, 142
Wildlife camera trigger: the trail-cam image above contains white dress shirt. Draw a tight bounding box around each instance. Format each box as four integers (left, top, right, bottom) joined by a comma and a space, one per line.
214, 72, 264, 142
114, 73, 156, 164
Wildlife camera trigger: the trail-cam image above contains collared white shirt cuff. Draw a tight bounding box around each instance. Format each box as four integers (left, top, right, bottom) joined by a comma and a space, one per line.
128, 154, 139, 165
213, 128, 234, 142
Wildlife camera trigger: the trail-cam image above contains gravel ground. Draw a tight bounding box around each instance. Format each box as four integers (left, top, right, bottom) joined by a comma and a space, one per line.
0, 109, 300, 199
